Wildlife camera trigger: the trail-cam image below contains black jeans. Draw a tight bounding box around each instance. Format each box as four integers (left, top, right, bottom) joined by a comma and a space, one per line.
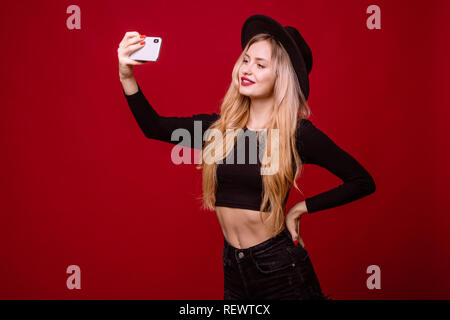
223, 225, 331, 300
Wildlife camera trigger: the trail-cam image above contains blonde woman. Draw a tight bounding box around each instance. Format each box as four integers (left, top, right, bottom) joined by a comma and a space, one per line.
117, 14, 376, 300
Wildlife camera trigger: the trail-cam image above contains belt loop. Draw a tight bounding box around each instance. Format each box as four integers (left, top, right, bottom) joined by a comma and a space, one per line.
283, 225, 291, 241
223, 238, 230, 258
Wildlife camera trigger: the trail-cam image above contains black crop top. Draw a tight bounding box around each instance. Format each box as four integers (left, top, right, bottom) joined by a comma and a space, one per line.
122, 84, 376, 214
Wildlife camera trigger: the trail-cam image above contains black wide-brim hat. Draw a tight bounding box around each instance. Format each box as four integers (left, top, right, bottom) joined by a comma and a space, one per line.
241, 14, 313, 100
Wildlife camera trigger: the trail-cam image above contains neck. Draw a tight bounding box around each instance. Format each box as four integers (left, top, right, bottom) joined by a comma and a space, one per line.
247, 95, 274, 130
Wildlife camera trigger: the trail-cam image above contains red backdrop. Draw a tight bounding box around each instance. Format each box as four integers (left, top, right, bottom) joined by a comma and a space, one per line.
1, 0, 449, 299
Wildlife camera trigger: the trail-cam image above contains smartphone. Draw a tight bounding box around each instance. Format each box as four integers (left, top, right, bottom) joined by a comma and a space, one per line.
129, 36, 162, 61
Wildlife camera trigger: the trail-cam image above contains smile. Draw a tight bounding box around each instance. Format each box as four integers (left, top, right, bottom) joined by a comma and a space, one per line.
241, 79, 255, 86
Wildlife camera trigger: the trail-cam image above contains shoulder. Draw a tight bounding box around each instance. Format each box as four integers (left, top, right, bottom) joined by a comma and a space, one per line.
297, 118, 319, 142
296, 118, 326, 163
298, 118, 315, 132
192, 112, 220, 122
191, 112, 220, 129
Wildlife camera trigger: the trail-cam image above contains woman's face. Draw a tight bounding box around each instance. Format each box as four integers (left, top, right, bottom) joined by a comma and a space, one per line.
239, 40, 276, 99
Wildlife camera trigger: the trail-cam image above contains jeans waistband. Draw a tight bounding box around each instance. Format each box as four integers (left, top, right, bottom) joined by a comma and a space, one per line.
223, 225, 292, 257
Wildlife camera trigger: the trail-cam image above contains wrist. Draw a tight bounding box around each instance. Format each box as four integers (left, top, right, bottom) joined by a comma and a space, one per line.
119, 74, 134, 82
295, 201, 308, 216
287, 202, 307, 219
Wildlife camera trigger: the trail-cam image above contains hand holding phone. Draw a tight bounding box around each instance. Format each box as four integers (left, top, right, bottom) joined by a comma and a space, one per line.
129, 36, 162, 61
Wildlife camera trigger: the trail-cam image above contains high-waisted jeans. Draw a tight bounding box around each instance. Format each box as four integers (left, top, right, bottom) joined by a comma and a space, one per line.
223, 225, 331, 300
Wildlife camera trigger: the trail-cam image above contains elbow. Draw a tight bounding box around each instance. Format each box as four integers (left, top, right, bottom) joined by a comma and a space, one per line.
142, 130, 153, 139
139, 124, 160, 140
366, 178, 376, 195
358, 175, 376, 196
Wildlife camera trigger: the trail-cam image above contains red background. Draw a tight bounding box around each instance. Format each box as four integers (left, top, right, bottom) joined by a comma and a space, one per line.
1, 0, 449, 299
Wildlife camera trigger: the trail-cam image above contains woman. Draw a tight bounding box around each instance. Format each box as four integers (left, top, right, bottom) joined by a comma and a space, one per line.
117, 14, 376, 300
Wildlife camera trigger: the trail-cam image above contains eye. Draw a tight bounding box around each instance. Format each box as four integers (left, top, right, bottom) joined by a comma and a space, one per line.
243, 58, 265, 68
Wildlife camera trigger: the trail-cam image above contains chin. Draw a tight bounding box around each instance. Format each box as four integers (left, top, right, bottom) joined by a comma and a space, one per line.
240, 86, 253, 94
239, 91, 253, 98
239, 87, 247, 95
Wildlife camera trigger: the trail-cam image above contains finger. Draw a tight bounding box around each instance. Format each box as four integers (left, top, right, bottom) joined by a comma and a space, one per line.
291, 231, 299, 243
119, 31, 139, 47
298, 236, 305, 248
120, 31, 144, 48
124, 41, 146, 56
126, 34, 146, 47
286, 226, 297, 242
123, 31, 140, 42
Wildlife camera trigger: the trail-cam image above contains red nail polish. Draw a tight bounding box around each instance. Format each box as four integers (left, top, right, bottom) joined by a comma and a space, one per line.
140, 34, 146, 38
294, 240, 298, 246
140, 41, 145, 45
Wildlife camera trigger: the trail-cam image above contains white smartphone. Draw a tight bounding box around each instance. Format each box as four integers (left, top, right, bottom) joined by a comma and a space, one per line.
129, 36, 162, 61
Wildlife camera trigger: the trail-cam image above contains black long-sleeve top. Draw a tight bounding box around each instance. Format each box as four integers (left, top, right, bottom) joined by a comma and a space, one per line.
122, 83, 376, 214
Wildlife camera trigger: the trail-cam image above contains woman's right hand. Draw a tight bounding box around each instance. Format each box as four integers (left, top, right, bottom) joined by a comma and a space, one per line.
117, 31, 148, 80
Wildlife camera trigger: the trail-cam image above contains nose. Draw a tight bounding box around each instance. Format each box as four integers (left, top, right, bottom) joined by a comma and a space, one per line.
242, 64, 251, 75
242, 70, 252, 79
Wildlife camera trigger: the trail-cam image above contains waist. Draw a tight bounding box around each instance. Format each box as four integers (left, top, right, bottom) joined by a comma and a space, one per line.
215, 206, 288, 249
222, 223, 292, 260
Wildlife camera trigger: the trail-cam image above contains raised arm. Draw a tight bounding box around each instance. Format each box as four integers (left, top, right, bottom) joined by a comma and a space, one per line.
297, 119, 376, 214
117, 31, 219, 150
123, 81, 220, 149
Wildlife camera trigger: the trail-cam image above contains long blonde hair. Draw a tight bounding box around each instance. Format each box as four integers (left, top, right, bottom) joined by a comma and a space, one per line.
196, 33, 311, 237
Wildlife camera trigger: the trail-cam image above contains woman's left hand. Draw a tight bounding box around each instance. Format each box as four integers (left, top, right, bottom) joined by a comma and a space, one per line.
285, 202, 307, 248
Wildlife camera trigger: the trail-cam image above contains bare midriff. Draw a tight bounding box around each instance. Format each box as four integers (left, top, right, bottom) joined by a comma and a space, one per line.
215, 206, 276, 249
